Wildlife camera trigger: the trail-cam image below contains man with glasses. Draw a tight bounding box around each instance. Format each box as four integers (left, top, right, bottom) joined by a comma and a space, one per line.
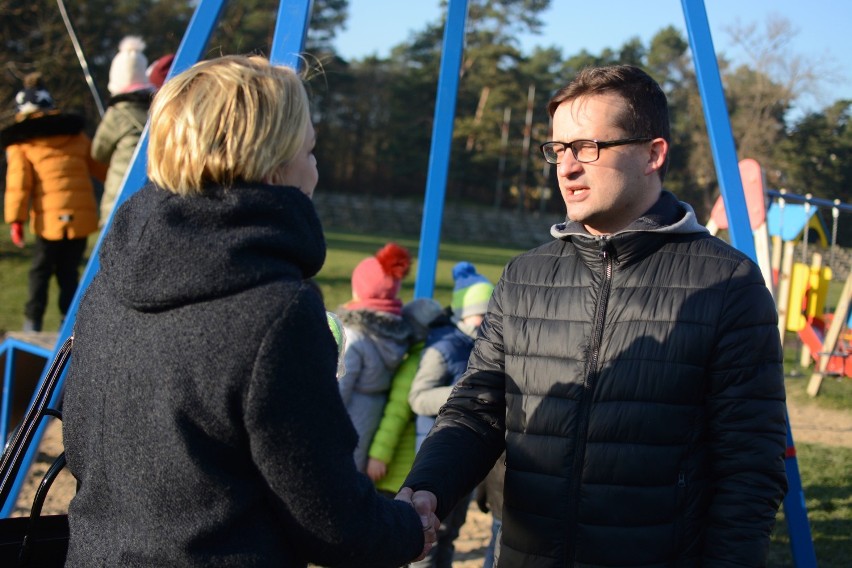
399, 65, 787, 566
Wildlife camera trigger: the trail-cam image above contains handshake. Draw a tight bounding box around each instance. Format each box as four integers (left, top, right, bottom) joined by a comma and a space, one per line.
395, 487, 440, 562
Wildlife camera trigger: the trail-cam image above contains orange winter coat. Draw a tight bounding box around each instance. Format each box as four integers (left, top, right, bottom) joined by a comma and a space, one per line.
2, 111, 106, 240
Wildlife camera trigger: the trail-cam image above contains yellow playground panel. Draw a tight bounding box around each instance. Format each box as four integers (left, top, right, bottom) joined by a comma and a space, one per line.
786, 263, 832, 332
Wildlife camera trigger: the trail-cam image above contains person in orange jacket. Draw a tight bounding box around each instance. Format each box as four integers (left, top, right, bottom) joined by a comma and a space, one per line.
2, 72, 106, 331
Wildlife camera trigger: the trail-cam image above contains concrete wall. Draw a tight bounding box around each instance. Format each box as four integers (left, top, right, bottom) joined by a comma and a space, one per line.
313, 192, 560, 251
313, 192, 851, 281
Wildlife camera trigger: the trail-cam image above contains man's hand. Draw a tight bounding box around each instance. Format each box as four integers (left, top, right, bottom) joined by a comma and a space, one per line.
366, 458, 387, 482
10, 222, 24, 248
396, 487, 439, 562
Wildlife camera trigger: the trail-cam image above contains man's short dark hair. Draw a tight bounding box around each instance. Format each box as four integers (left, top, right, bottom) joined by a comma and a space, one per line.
547, 65, 671, 181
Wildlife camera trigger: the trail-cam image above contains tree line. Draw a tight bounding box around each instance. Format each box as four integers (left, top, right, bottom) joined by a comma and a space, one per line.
2, 0, 851, 243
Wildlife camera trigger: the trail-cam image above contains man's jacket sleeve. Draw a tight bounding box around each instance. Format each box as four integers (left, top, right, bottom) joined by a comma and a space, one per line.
703, 258, 788, 567
404, 273, 507, 520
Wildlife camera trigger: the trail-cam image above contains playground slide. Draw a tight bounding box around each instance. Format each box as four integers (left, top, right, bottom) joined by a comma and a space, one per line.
798, 315, 852, 378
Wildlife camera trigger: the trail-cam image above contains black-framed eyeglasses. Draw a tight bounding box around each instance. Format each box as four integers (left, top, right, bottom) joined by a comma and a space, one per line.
539, 137, 653, 164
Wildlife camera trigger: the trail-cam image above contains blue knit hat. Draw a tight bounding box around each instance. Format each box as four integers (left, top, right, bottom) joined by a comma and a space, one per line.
451, 262, 494, 321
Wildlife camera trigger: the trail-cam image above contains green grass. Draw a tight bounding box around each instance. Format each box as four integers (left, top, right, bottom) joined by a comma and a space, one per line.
0, 229, 100, 334
768, 442, 852, 567
783, 332, 852, 411
1, 227, 849, 564
825, 275, 849, 312
0, 235, 34, 333
0, 227, 519, 333
317, 230, 520, 311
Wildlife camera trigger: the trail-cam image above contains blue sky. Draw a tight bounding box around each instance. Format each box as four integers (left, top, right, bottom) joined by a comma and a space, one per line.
333, 0, 850, 120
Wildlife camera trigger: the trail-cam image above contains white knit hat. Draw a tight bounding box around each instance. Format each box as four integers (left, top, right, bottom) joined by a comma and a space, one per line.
107, 36, 151, 96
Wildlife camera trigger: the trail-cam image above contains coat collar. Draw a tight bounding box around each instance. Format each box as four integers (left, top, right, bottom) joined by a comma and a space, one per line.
105, 89, 154, 109
552, 191, 710, 269
550, 191, 708, 241
0, 111, 85, 148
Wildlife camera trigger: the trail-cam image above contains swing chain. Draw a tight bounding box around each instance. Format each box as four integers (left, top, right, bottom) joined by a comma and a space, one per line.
828, 200, 840, 270
800, 194, 812, 265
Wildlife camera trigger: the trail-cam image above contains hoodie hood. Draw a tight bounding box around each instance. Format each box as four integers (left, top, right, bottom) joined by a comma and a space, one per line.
100, 182, 326, 311
550, 190, 708, 240
550, 190, 711, 270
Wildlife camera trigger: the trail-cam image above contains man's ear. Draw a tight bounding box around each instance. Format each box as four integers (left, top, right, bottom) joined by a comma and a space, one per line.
645, 137, 668, 176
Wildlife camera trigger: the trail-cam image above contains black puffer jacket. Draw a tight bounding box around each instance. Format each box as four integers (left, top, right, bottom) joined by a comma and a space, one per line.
63, 182, 424, 567
405, 191, 787, 567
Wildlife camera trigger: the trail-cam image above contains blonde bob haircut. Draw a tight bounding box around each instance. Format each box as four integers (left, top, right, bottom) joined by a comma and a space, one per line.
148, 55, 311, 196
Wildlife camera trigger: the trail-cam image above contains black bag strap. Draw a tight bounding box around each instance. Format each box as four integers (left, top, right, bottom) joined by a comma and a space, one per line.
0, 336, 74, 511
16, 453, 67, 565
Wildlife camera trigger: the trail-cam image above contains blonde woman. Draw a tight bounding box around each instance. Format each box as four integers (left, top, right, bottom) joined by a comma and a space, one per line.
63, 56, 436, 567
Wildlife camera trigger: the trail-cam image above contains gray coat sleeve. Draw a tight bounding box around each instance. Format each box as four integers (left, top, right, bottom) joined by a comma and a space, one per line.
337, 327, 366, 405
408, 347, 454, 416
91, 108, 121, 164
702, 257, 787, 567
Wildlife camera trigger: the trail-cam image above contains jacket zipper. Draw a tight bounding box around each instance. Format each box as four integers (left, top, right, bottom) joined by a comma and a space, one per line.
674, 471, 687, 556
565, 237, 614, 566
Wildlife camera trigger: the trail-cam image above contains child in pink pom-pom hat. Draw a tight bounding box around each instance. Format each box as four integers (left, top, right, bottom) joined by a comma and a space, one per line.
336, 243, 415, 472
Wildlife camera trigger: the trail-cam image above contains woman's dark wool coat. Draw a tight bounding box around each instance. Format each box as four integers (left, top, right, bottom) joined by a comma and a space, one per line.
63, 183, 423, 567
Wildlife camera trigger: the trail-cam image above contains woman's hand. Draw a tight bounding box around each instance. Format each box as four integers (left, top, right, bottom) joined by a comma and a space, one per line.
395, 487, 439, 562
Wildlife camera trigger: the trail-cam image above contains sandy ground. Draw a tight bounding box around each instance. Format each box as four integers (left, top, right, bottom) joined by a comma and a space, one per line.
10, 387, 852, 566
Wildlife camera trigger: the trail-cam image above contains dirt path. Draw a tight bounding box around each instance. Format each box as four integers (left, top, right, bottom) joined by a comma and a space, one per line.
786, 392, 852, 448
11, 390, 851, 565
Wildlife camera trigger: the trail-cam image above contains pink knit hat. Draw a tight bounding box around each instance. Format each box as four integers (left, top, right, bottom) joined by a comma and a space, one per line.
147, 53, 175, 89
345, 243, 412, 315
